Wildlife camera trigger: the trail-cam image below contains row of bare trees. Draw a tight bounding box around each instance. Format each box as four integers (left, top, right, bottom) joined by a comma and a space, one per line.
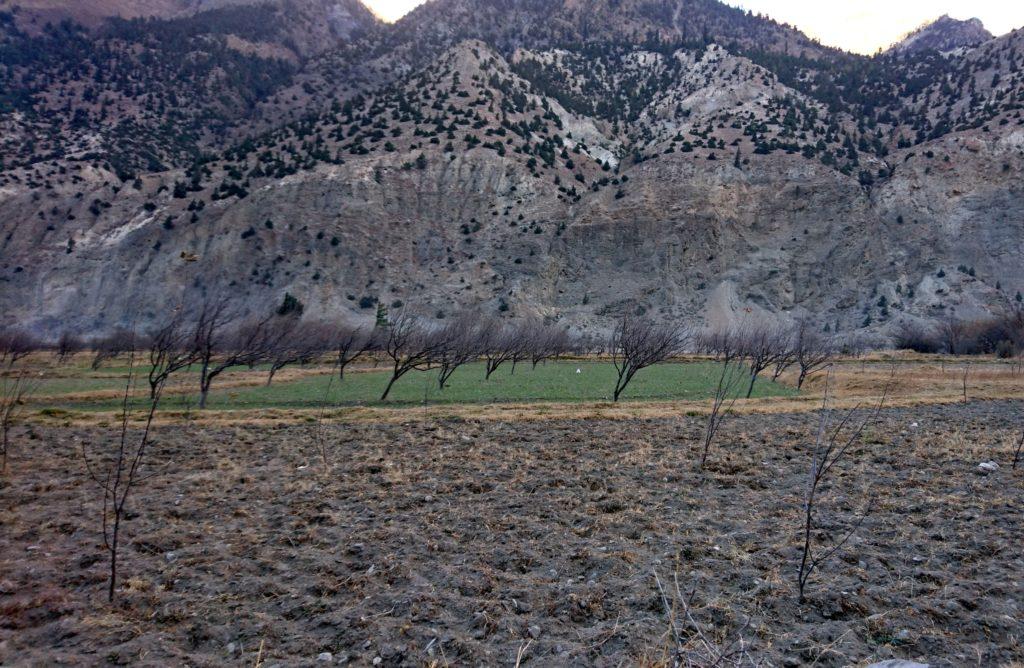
606, 315, 838, 403
63, 304, 577, 406
6, 309, 840, 407
376, 313, 572, 400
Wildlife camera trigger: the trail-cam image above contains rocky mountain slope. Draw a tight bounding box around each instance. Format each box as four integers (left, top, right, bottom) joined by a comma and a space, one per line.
1, 0, 1022, 337
890, 15, 994, 55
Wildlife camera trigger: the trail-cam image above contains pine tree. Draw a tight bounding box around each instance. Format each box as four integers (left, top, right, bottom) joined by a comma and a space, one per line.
375, 302, 390, 328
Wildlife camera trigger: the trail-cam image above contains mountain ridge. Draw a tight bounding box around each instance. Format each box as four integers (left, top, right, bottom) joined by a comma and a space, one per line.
889, 14, 994, 55
1, 0, 1023, 337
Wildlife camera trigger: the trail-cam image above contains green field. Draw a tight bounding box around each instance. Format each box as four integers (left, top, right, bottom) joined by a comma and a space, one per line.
26, 360, 797, 411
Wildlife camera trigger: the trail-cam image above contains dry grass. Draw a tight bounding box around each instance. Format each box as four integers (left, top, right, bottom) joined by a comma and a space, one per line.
2, 403, 1022, 665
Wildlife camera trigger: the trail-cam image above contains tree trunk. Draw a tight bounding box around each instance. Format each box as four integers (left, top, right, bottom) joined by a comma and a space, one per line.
198, 360, 211, 409
746, 373, 758, 399
380, 374, 400, 401
108, 516, 120, 602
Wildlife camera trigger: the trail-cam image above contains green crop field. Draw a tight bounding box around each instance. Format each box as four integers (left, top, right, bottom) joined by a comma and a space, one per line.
26, 360, 796, 411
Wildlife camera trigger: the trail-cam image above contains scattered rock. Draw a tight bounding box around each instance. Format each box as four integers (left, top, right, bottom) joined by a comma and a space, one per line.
528, 625, 542, 639
977, 461, 999, 474
317, 652, 333, 662
867, 661, 929, 668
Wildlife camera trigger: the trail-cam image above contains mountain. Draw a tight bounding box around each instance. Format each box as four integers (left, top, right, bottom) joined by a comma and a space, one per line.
0, 0, 380, 44
889, 15, 994, 55
1, 0, 1023, 337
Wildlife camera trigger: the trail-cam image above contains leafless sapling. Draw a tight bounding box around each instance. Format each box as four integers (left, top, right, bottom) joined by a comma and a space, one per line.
609, 315, 684, 402
81, 350, 166, 602
961, 363, 970, 404
1013, 429, 1023, 470
1, 371, 37, 474
310, 357, 341, 474
794, 322, 835, 389
701, 360, 745, 469
653, 571, 757, 667
796, 367, 893, 602
738, 319, 789, 398
379, 313, 442, 401
697, 327, 746, 469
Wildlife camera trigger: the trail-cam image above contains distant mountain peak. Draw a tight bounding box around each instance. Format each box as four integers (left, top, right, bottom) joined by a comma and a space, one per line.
889, 14, 993, 54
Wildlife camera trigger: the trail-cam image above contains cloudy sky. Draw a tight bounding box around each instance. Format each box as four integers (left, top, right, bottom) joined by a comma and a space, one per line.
362, 0, 1024, 54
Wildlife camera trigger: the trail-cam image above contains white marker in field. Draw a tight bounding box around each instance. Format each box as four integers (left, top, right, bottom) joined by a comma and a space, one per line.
576, 368, 581, 374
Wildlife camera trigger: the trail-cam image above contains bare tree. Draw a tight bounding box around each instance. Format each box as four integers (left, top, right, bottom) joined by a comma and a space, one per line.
893, 319, 941, 354
264, 317, 323, 386
380, 313, 442, 401
698, 327, 746, 469
146, 310, 198, 400
701, 359, 746, 470
193, 300, 276, 409
938, 316, 969, 355
81, 350, 166, 602
434, 313, 484, 390
609, 315, 684, 402
737, 320, 788, 398
961, 363, 970, 404
1, 371, 37, 474
56, 331, 84, 365
770, 329, 798, 382
794, 321, 835, 389
0, 328, 37, 367
91, 328, 136, 370
333, 323, 376, 380
797, 368, 892, 602
480, 320, 527, 380
528, 323, 570, 369
1014, 429, 1023, 470
310, 359, 340, 475
192, 299, 233, 409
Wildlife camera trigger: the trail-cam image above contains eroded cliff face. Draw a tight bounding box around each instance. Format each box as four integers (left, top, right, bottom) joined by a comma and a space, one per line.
2, 120, 1020, 336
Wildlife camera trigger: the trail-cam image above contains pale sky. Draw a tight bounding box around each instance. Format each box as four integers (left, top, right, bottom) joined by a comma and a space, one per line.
363, 0, 1024, 54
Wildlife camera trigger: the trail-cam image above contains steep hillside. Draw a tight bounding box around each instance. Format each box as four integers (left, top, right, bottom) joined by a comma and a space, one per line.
1, 0, 1023, 337
0, 1, 381, 178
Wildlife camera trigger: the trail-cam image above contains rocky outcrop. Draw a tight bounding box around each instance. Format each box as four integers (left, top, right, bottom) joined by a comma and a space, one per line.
889, 15, 993, 54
